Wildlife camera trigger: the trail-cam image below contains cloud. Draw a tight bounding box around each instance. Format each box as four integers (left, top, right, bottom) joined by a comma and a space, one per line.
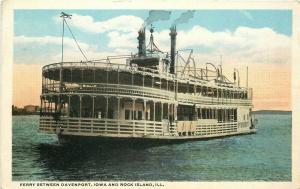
52, 13, 143, 52
14, 35, 94, 64
153, 25, 291, 65
14, 35, 90, 50
107, 31, 137, 49
14, 24, 291, 67
65, 14, 144, 33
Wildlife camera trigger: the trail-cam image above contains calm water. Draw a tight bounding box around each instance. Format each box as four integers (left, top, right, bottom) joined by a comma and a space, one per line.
12, 113, 291, 181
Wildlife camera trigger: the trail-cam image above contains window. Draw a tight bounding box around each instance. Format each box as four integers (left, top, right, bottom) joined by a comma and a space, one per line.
125, 110, 130, 120
202, 108, 206, 119
138, 111, 142, 120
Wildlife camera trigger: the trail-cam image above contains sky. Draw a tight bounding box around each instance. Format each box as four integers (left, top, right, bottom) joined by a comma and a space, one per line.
13, 9, 292, 110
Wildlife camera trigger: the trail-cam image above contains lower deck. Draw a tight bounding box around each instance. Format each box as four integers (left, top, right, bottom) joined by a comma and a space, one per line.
40, 116, 255, 140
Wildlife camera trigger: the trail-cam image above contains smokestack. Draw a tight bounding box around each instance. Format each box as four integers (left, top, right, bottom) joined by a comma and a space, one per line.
169, 26, 177, 74
137, 27, 146, 57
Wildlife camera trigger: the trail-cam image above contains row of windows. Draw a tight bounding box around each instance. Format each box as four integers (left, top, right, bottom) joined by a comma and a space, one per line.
198, 108, 237, 122
125, 110, 148, 120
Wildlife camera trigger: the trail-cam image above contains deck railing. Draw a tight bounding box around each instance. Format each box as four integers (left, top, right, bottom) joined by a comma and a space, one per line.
43, 83, 174, 100
40, 117, 240, 138
42, 61, 251, 92
177, 93, 252, 106
40, 117, 166, 136
42, 82, 252, 106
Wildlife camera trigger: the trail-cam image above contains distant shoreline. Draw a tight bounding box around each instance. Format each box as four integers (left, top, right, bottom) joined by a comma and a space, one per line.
253, 110, 292, 115
12, 110, 291, 116
12, 113, 39, 116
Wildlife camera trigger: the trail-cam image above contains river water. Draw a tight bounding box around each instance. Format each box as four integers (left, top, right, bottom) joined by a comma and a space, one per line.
12, 113, 291, 181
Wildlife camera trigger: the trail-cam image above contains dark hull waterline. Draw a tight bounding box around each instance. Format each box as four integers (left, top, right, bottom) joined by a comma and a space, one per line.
58, 130, 256, 147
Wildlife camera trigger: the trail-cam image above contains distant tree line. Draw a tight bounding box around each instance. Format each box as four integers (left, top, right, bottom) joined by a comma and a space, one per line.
12, 105, 40, 115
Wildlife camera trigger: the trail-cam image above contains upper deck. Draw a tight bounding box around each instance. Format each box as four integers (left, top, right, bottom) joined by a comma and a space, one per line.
41, 59, 252, 107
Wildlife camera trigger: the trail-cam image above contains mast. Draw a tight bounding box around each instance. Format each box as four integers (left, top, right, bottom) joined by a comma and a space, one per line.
59, 12, 72, 114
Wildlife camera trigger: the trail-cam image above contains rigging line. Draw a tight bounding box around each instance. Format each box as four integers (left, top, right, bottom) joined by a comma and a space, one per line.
61, 18, 65, 63
64, 19, 89, 62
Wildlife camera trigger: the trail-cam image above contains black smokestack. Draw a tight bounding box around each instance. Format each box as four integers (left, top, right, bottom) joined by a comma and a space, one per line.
137, 27, 146, 57
169, 26, 177, 74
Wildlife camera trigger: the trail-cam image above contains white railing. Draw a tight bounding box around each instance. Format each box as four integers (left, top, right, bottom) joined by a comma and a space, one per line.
42, 61, 251, 93
40, 117, 165, 136
42, 61, 174, 79
177, 93, 252, 106
42, 83, 252, 106
40, 117, 240, 138
195, 122, 237, 136
63, 83, 175, 100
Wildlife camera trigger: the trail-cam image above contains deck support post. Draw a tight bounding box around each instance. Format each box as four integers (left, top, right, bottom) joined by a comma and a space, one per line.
195, 105, 198, 120
216, 107, 219, 122
143, 100, 147, 135
117, 97, 120, 135
55, 96, 57, 112
131, 70, 134, 86
105, 96, 109, 118
44, 99, 47, 114
92, 96, 95, 118
142, 73, 145, 88
50, 97, 52, 113
143, 100, 147, 120
152, 76, 154, 88
79, 95, 82, 118
174, 103, 177, 121
167, 103, 170, 134
153, 101, 156, 135
174, 103, 177, 135
105, 96, 108, 133
68, 95, 71, 117
167, 103, 169, 118
166, 80, 168, 92
40, 97, 43, 115
132, 98, 136, 134
58, 64, 63, 113
161, 102, 163, 121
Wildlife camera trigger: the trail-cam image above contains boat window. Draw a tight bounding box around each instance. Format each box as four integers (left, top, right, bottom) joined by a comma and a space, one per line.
213, 88, 218, 97
133, 73, 143, 86
234, 109, 237, 121
198, 108, 201, 119
196, 86, 202, 95
125, 109, 130, 120
202, 86, 207, 96
132, 110, 135, 120
138, 111, 142, 120
201, 108, 205, 119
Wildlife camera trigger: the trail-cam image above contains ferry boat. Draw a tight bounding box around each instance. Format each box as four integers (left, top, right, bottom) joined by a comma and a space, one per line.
39, 13, 256, 144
